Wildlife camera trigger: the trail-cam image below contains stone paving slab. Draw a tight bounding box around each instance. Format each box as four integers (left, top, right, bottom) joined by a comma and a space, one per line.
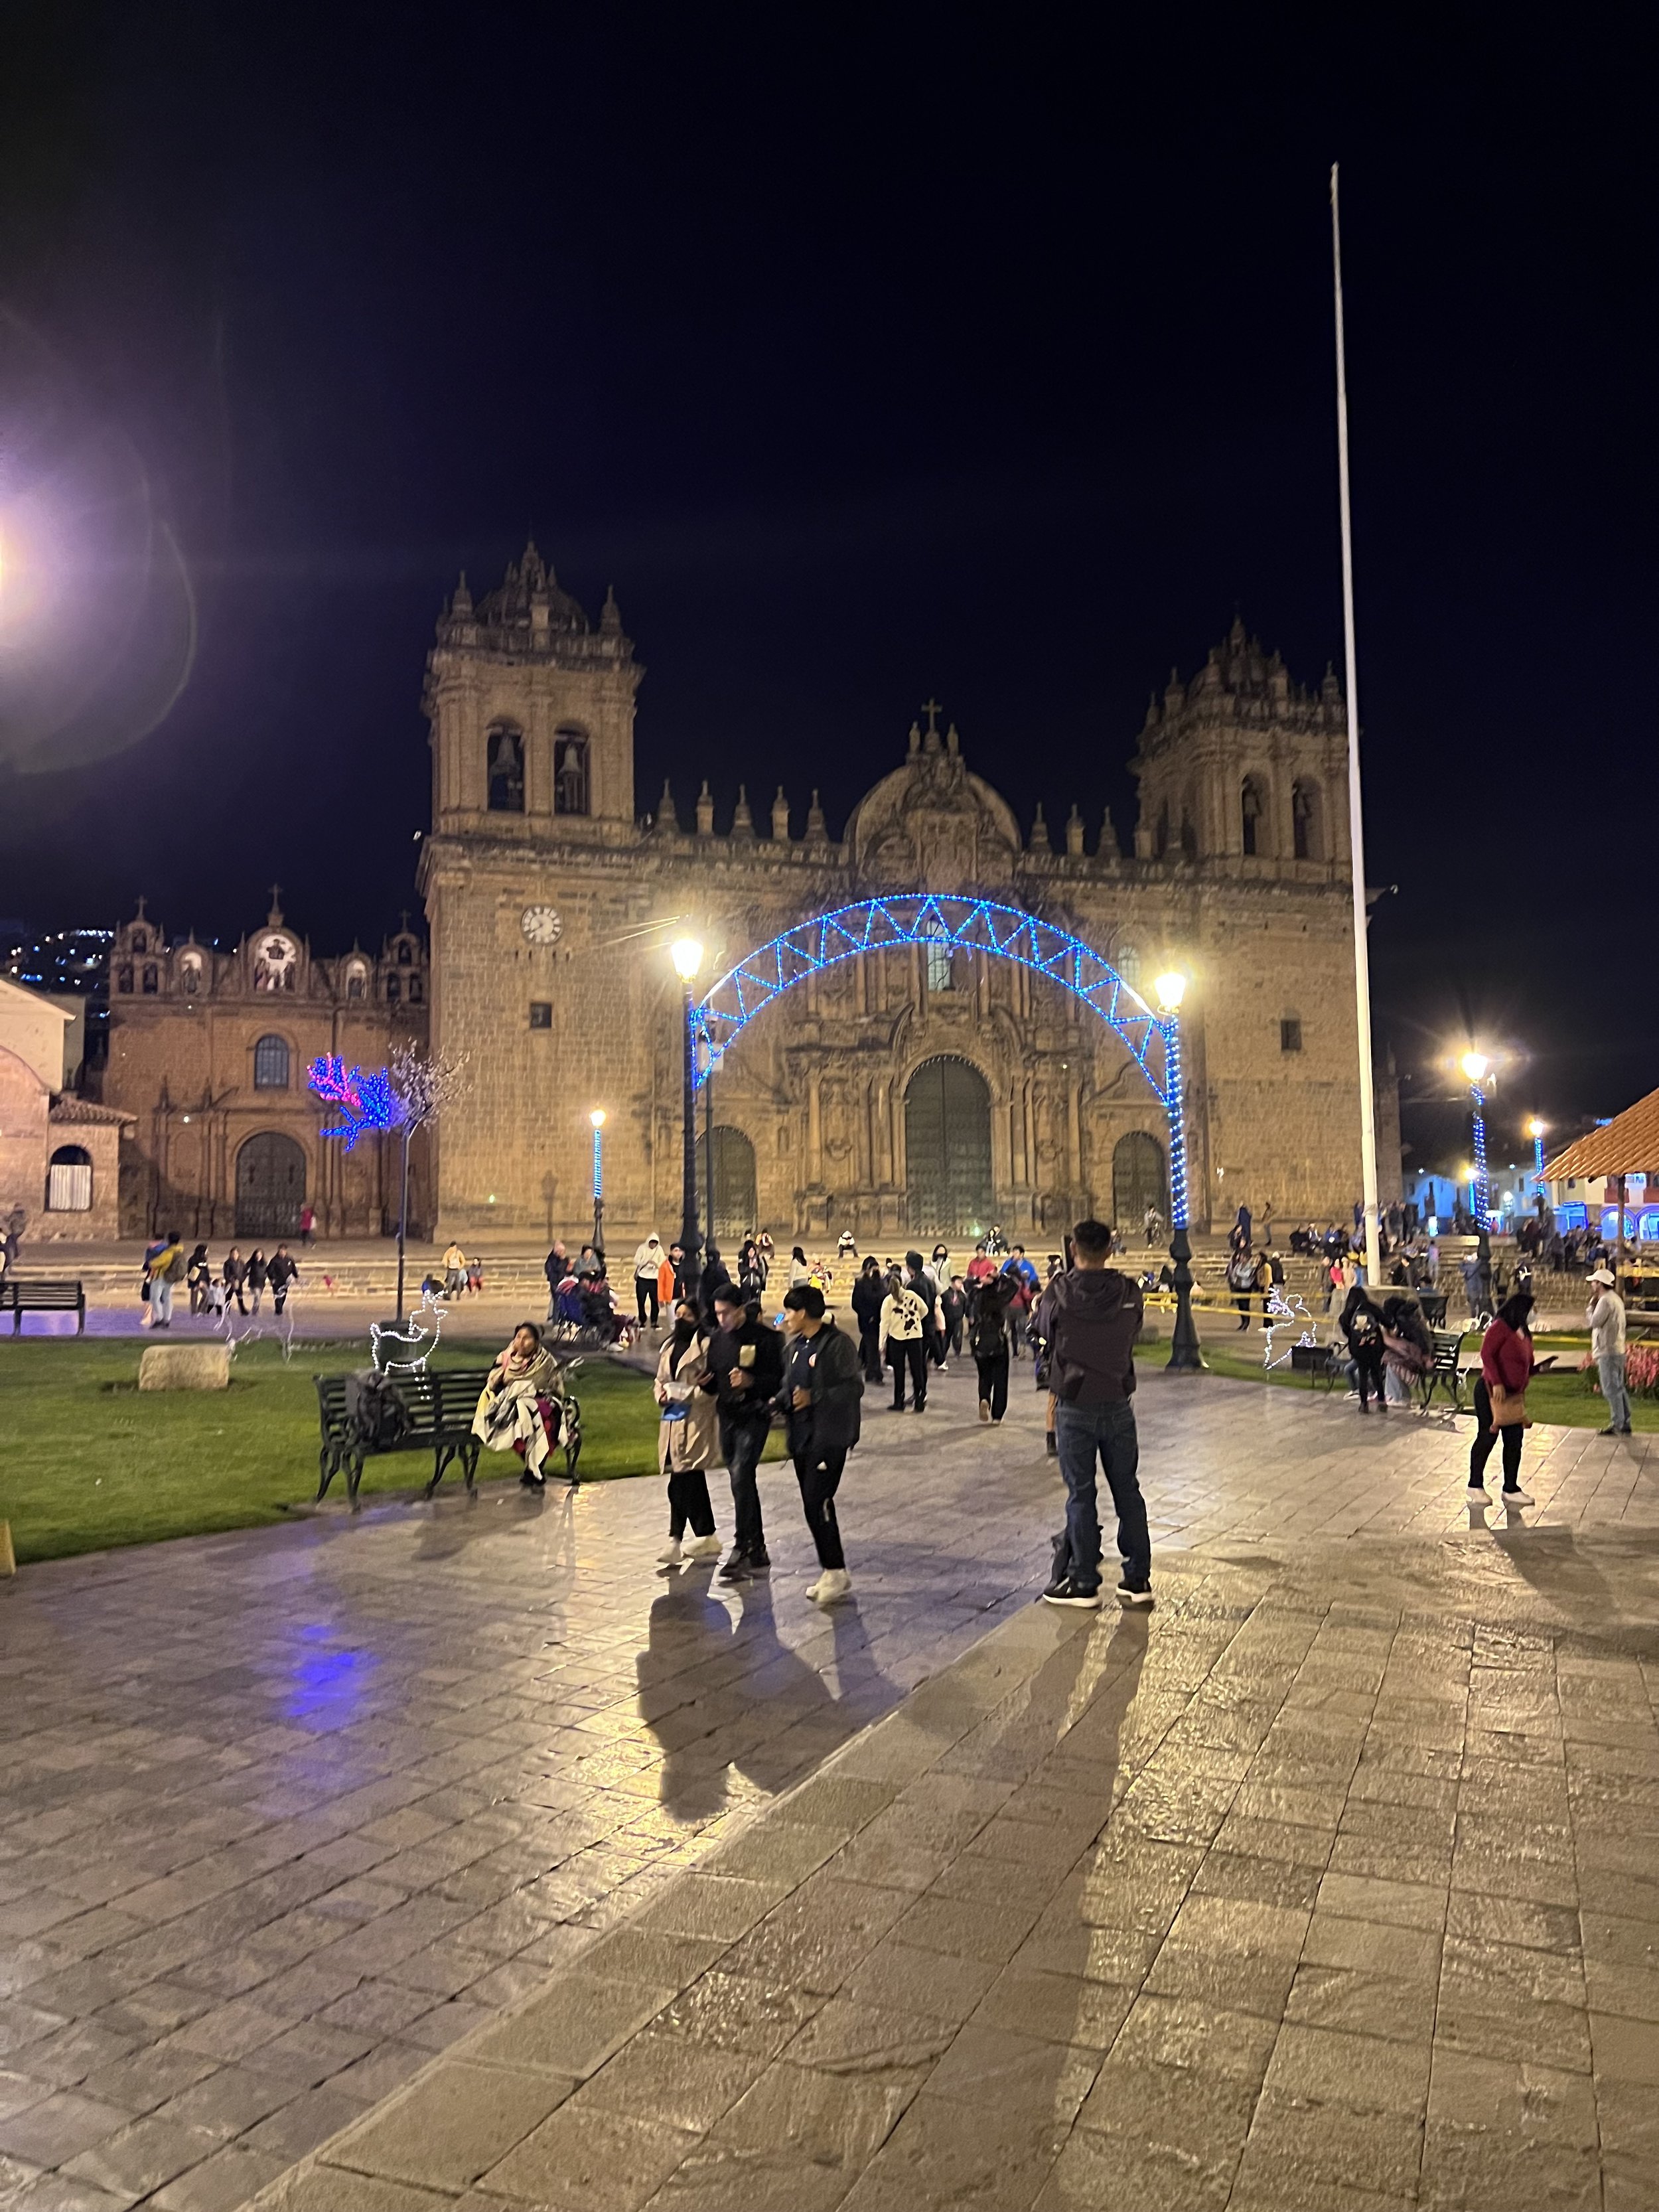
2, 1361, 1657, 2208
253, 1533, 1659, 2212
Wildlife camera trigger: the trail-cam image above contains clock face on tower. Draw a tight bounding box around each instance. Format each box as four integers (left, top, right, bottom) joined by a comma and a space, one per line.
520, 905, 563, 946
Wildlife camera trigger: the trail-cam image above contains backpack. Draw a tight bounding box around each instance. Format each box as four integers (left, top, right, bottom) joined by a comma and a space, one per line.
346, 1369, 410, 1451
970, 1300, 1007, 1358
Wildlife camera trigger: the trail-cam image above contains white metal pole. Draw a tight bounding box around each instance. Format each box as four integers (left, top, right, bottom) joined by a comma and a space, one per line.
1331, 163, 1382, 1280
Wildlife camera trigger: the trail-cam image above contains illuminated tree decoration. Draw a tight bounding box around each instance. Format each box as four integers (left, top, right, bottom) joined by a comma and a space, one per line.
308, 1056, 406, 1149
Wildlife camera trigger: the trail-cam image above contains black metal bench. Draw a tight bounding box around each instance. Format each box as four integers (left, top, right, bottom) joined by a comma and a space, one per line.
1289, 1341, 1344, 1390
0, 1278, 86, 1335
315, 1367, 491, 1505
1419, 1328, 1471, 1413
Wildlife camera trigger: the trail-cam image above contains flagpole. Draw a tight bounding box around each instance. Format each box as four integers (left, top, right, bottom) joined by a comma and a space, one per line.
1331, 162, 1382, 1281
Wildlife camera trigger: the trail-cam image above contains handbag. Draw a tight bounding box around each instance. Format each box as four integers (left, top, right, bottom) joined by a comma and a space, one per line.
1488, 1382, 1530, 1430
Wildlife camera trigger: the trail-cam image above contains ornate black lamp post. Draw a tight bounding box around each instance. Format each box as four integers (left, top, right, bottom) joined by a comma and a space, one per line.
671, 937, 705, 1312
1155, 971, 1202, 1372
588, 1108, 606, 1261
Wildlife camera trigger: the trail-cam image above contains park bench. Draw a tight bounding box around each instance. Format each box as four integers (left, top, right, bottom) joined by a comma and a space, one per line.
1418, 1328, 1471, 1414
1289, 1341, 1344, 1390
0, 1278, 86, 1335
315, 1367, 490, 1505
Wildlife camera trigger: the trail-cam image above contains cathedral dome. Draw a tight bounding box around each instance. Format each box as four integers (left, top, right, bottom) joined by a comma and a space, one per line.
472, 540, 590, 634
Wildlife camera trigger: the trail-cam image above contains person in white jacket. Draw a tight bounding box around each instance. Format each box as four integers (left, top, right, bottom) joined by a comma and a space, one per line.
877, 1269, 928, 1412
1586, 1266, 1630, 1436
653, 1301, 722, 1565
633, 1234, 666, 1328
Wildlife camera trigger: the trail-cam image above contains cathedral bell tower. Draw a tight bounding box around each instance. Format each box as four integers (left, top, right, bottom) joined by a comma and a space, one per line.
1129, 620, 1352, 878
423, 542, 642, 845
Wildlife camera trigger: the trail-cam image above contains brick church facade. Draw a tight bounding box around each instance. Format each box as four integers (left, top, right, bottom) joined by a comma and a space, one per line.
417, 546, 1398, 1246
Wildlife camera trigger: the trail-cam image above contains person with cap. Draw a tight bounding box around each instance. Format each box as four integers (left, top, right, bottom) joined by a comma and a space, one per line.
1587, 1266, 1630, 1436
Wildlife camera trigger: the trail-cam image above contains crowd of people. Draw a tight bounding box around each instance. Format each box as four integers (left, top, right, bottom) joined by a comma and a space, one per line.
136, 1234, 301, 1325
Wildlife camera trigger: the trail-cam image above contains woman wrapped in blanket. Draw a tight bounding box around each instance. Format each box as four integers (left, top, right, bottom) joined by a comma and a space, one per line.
474, 1321, 562, 1489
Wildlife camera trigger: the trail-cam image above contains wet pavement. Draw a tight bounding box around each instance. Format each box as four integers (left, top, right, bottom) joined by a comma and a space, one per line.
1, 1360, 1656, 2209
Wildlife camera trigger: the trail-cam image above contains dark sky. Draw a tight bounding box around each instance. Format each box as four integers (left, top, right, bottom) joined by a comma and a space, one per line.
0, 5, 1652, 1168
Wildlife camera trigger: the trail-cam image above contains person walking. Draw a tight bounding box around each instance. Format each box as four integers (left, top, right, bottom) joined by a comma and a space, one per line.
940, 1273, 967, 1359
1587, 1266, 1630, 1436
543, 1240, 570, 1317
1227, 1245, 1260, 1331
968, 1270, 1012, 1424
1468, 1290, 1550, 1506
186, 1242, 212, 1315
776, 1284, 863, 1603
147, 1231, 186, 1327
878, 1266, 928, 1412
222, 1246, 248, 1315
299, 1203, 316, 1247
1035, 1218, 1153, 1609
1001, 1245, 1039, 1357
701, 1282, 784, 1581
1339, 1282, 1388, 1412
849, 1255, 886, 1383
904, 1250, 946, 1372
267, 1244, 301, 1315
443, 1240, 468, 1297
653, 1299, 723, 1564
246, 1246, 268, 1313
632, 1233, 666, 1328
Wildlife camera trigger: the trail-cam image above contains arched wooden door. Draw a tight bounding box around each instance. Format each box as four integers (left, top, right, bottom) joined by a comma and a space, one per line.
697, 1125, 758, 1246
904, 1057, 993, 1238
1112, 1130, 1167, 1231
236, 1132, 307, 1238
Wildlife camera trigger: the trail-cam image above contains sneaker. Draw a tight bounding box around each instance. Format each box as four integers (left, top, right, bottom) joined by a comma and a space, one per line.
810, 1568, 852, 1605
1045, 1433, 1058, 1458
1598, 1428, 1620, 1437
979, 1400, 991, 1424
684, 1533, 723, 1559
1500, 1485, 1534, 1507
1043, 1576, 1104, 1609
657, 1539, 683, 1566
1116, 1576, 1155, 1609
718, 1547, 753, 1582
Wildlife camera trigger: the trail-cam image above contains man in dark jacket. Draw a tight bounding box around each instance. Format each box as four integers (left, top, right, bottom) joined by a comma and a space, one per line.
776, 1285, 862, 1603
266, 1245, 301, 1315
702, 1284, 784, 1580
1034, 1218, 1153, 1610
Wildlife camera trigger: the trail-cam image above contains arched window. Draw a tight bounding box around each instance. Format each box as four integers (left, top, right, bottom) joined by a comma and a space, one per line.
253, 1034, 291, 1089
1242, 776, 1267, 856
407, 974, 423, 1004
396, 939, 413, 966
554, 727, 591, 816
1293, 778, 1323, 861
1115, 940, 1141, 988
344, 962, 367, 1001
142, 965, 158, 994
116, 966, 133, 995
46, 1145, 92, 1211
487, 724, 525, 812
131, 932, 147, 954
924, 921, 954, 994
180, 954, 202, 995
386, 974, 401, 1005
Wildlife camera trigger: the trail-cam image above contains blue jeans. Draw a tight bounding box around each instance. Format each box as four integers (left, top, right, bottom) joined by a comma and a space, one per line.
1053, 1399, 1150, 1593
1599, 1352, 1630, 1431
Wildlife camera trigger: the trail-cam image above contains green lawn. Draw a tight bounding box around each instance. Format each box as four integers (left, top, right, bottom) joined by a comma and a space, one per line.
0, 1337, 670, 1566
1138, 1331, 1656, 1431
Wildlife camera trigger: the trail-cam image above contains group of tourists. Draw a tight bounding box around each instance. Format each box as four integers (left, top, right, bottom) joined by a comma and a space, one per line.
137, 1235, 299, 1325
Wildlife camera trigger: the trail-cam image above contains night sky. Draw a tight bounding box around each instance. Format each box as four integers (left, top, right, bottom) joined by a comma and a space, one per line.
1, 7, 1651, 1171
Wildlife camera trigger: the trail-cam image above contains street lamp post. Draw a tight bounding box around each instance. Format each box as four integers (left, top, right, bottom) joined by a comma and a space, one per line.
1461, 1053, 1492, 1226
1155, 971, 1202, 1372
1527, 1116, 1546, 1179
671, 938, 705, 1312
589, 1109, 607, 1260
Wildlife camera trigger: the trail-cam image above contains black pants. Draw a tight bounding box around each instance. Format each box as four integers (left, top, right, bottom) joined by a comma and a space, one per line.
793, 1448, 846, 1569
858, 1319, 882, 1382
1353, 1343, 1384, 1406
226, 1287, 246, 1313
636, 1279, 660, 1326
975, 1351, 1009, 1420
888, 1339, 926, 1409
666, 1465, 715, 1539
273, 1287, 289, 1314
1469, 1379, 1524, 1489
1234, 1294, 1254, 1329
720, 1409, 770, 1554
946, 1314, 964, 1357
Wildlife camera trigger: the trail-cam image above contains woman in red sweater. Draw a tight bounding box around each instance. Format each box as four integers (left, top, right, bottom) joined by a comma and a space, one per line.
1468, 1291, 1548, 1506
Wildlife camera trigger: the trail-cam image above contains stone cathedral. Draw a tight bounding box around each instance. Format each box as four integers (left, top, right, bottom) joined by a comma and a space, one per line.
419, 545, 1396, 1248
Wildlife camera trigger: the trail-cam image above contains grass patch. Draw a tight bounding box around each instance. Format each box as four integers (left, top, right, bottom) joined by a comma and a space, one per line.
0, 1337, 672, 1566
1135, 1331, 1656, 1430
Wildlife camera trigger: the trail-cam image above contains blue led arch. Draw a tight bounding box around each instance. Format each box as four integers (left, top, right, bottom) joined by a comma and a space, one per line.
694, 897, 1169, 1096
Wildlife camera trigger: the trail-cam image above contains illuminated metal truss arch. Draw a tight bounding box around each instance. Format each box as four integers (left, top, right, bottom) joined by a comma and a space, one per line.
693, 897, 1171, 1103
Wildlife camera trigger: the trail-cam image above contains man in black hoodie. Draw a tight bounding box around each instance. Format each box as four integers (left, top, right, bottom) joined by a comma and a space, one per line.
701, 1284, 784, 1581
1034, 1217, 1153, 1610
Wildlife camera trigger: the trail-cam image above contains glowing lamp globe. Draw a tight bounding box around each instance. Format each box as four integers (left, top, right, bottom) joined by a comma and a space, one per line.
670, 937, 705, 982
1461, 1052, 1490, 1084
1526, 1116, 1544, 1139
589, 1108, 607, 1130
1153, 971, 1187, 1015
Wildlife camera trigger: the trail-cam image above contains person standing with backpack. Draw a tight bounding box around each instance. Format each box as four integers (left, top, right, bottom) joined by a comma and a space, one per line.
850, 1256, 886, 1383
776, 1284, 863, 1603
968, 1272, 1012, 1424
1035, 1218, 1153, 1610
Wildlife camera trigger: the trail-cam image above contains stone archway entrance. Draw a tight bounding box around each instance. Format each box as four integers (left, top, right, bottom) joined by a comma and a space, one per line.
1112, 1130, 1167, 1232
236, 1132, 307, 1238
697, 1125, 757, 1246
904, 1057, 993, 1238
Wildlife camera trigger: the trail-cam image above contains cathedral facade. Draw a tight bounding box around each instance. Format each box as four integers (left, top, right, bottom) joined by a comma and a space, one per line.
419, 546, 1396, 1248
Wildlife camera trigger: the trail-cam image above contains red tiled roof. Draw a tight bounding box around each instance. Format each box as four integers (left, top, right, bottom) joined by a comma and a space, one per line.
1543, 1086, 1659, 1182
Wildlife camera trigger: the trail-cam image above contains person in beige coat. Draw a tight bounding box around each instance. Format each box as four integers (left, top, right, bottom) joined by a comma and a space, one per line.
654, 1299, 723, 1566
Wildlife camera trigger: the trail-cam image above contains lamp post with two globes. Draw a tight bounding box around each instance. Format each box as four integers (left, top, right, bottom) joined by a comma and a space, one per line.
1153, 970, 1202, 1372
671, 937, 705, 1312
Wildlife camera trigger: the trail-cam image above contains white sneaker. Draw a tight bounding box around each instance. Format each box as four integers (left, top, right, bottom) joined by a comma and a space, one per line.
1499, 1485, 1534, 1507
810, 1568, 852, 1605
657, 1539, 683, 1566
684, 1533, 723, 1560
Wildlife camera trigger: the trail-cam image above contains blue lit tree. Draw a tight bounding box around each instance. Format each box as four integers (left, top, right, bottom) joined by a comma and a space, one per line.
309, 1045, 466, 1316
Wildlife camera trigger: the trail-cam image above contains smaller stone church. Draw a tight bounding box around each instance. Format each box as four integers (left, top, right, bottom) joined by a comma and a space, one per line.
0, 975, 131, 1242
101, 901, 431, 1238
